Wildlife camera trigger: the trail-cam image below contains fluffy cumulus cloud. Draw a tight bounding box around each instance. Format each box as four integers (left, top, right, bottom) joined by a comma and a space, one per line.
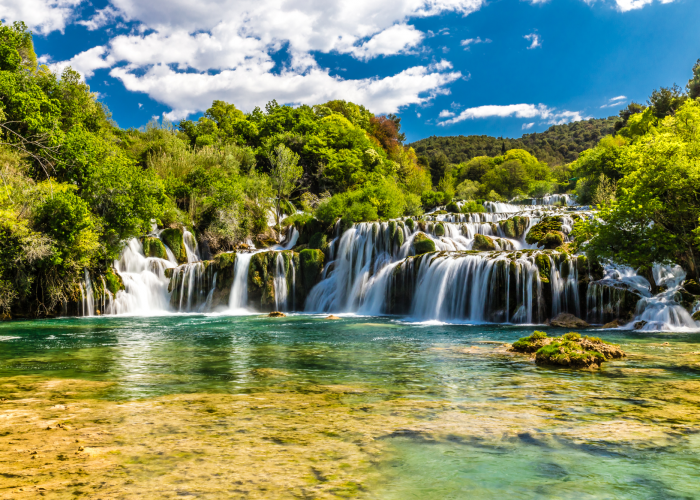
438, 103, 585, 125
0, 0, 83, 34
36, 0, 485, 117
613, 0, 676, 12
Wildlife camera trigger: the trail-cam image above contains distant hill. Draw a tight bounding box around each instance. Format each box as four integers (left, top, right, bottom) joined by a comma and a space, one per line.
409, 116, 621, 166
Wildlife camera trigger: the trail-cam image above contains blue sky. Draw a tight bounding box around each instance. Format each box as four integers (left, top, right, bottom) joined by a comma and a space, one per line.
2, 0, 698, 142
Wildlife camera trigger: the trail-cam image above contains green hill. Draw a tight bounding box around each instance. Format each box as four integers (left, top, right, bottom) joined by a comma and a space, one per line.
410, 117, 621, 166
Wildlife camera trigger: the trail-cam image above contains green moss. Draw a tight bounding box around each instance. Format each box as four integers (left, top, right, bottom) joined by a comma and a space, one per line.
511, 331, 549, 353
535, 253, 551, 283
563, 332, 581, 341
142, 236, 167, 259
525, 217, 564, 249
104, 268, 125, 295
434, 223, 445, 237
308, 232, 327, 250
300, 249, 325, 296
412, 232, 436, 255
160, 228, 187, 264
500, 219, 516, 239
535, 340, 605, 369
445, 202, 460, 213
394, 227, 405, 248
473, 233, 496, 251
405, 218, 414, 231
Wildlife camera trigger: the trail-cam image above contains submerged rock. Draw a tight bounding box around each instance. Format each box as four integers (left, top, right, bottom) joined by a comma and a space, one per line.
634, 320, 648, 330
550, 313, 589, 329
510, 331, 624, 369
269, 311, 286, 317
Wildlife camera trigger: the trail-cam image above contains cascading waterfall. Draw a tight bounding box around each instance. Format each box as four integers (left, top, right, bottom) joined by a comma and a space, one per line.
79, 269, 95, 317
273, 253, 289, 311
631, 265, 699, 331
110, 238, 177, 315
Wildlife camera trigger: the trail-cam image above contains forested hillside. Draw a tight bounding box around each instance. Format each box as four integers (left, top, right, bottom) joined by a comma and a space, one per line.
410, 117, 620, 168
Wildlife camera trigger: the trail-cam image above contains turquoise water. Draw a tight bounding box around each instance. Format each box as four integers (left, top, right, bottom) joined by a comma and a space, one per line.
2, 314, 700, 498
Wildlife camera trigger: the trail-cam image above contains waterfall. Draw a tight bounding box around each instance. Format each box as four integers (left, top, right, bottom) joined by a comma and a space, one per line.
110, 238, 176, 315
550, 255, 580, 318
273, 253, 289, 311
79, 269, 95, 317
183, 230, 201, 263
229, 252, 253, 313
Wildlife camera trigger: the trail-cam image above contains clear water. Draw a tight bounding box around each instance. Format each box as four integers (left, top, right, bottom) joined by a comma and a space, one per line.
2, 314, 700, 498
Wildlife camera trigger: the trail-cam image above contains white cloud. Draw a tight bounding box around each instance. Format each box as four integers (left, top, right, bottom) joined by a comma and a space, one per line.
76, 6, 119, 30
439, 110, 455, 118
460, 36, 492, 49
47, 45, 115, 79
522, 122, 535, 130
350, 24, 424, 61
41, 0, 484, 117
0, 0, 83, 34
111, 62, 462, 121
613, 0, 676, 12
439, 103, 585, 125
524, 33, 541, 49
600, 95, 628, 108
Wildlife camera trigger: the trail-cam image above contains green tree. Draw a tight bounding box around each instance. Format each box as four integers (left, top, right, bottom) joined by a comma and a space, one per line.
268, 143, 302, 228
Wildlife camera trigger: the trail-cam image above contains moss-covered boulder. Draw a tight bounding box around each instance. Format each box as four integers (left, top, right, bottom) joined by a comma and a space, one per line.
104, 267, 125, 295
308, 232, 327, 250
405, 218, 415, 231
434, 223, 445, 237
525, 217, 565, 249
160, 228, 187, 264
142, 236, 168, 259
248, 252, 297, 310
534, 253, 551, 283
446, 202, 461, 214
511, 331, 624, 369
412, 232, 436, 255
473, 234, 496, 251
510, 330, 551, 353
693, 311, 700, 321
300, 249, 324, 299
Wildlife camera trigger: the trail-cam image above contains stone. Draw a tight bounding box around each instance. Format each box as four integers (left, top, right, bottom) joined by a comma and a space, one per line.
326, 315, 341, 320
268, 311, 286, 317
510, 331, 625, 370
412, 232, 436, 255
634, 320, 648, 330
550, 313, 589, 329
472, 233, 496, 251
602, 319, 624, 329
692, 311, 700, 321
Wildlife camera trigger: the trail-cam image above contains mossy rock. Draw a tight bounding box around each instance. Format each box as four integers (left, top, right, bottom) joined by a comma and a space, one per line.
473, 234, 495, 251
525, 217, 564, 249
160, 228, 187, 264
412, 232, 436, 255
308, 232, 327, 250
535, 253, 551, 283
510, 330, 550, 353
405, 218, 415, 231
142, 236, 167, 260
300, 249, 324, 296
104, 267, 125, 295
434, 223, 445, 237
511, 331, 624, 369
500, 219, 516, 239
445, 202, 461, 214
394, 227, 405, 248
693, 311, 700, 321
